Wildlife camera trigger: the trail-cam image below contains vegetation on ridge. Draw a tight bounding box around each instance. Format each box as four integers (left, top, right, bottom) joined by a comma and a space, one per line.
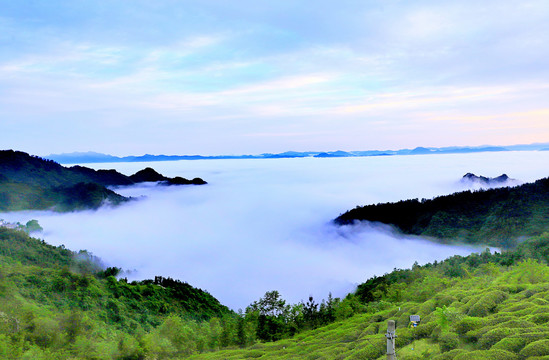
334, 176, 549, 248
5, 223, 549, 358
187, 233, 549, 360
0, 226, 234, 359
0, 225, 357, 359
0, 150, 206, 212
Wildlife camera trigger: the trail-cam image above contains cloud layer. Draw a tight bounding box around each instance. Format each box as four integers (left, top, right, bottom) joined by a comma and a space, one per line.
3, 151, 549, 309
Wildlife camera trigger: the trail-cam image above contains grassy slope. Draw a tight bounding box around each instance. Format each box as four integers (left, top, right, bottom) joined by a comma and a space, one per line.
188, 234, 549, 360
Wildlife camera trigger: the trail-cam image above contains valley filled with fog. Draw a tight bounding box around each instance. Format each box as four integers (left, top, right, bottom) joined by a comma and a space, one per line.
3, 151, 549, 310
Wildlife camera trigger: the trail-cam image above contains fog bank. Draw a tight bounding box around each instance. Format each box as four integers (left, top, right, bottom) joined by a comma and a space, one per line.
3, 151, 549, 309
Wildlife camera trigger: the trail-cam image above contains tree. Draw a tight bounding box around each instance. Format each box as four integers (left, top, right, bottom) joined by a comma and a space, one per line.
250, 291, 286, 317
302, 296, 319, 329
248, 291, 288, 342
236, 316, 246, 347
25, 220, 43, 233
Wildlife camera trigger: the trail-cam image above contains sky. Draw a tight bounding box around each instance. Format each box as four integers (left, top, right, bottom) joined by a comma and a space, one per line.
6, 151, 549, 309
1, 0, 549, 156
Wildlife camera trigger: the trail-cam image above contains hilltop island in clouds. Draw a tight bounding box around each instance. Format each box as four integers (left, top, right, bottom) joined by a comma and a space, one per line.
334, 174, 549, 249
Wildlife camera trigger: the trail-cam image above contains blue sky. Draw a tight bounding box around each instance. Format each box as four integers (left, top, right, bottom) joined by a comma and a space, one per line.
1, 0, 549, 156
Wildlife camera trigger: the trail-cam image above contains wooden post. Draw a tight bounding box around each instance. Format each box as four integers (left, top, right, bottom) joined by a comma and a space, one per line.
386, 320, 396, 360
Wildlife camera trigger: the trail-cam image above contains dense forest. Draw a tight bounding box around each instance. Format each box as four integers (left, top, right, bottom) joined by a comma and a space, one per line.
334, 176, 549, 248
0, 150, 206, 212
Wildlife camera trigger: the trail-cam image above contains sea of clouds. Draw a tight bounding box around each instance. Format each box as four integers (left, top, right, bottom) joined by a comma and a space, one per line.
3, 151, 549, 310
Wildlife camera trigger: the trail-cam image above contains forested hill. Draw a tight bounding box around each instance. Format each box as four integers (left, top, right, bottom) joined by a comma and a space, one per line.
334, 176, 549, 248
0, 150, 206, 211
0, 226, 233, 358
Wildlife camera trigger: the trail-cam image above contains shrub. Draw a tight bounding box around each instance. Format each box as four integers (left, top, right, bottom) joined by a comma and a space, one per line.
455, 317, 485, 336
531, 313, 549, 325
448, 289, 469, 302
362, 323, 379, 335
346, 342, 384, 359
467, 302, 491, 317
532, 297, 549, 306
396, 312, 412, 329
413, 321, 437, 339
439, 332, 460, 353
432, 349, 466, 360
488, 315, 516, 325
395, 328, 414, 347
453, 349, 518, 360
467, 292, 507, 318
435, 295, 458, 308
498, 284, 527, 294
430, 324, 443, 341
489, 290, 509, 303
478, 328, 514, 349
521, 287, 539, 298
367, 314, 383, 323
520, 339, 549, 357
520, 332, 549, 345
492, 337, 527, 353
418, 299, 437, 316
533, 306, 549, 314
494, 319, 535, 329
242, 350, 266, 358
499, 302, 536, 316
20, 345, 52, 360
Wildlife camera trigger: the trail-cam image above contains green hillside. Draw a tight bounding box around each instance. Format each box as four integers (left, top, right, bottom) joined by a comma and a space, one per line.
186, 233, 549, 360
0, 226, 233, 359
4, 223, 549, 359
334, 177, 549, 248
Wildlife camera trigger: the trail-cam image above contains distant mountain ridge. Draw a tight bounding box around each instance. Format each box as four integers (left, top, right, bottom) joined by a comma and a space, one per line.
0, 150, 206, 211
46, 142, 549, 164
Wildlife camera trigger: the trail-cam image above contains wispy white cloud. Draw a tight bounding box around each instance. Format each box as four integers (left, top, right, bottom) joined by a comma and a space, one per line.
1, 0, 549, 155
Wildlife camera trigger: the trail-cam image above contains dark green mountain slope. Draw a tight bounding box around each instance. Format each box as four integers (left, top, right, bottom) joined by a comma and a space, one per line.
0, 150, 87, 188
334, 177, 549, 248
0, 150, 130, 211
0, 150, 206, 211
129, 167, 207, 185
